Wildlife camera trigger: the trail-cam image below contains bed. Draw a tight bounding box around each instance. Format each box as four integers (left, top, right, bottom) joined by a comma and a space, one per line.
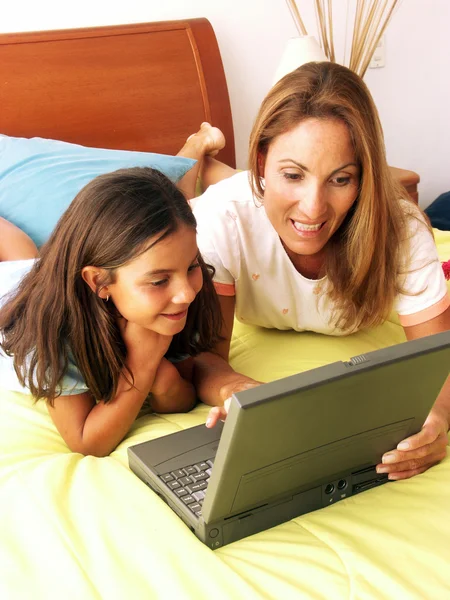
1, 18, 450, 600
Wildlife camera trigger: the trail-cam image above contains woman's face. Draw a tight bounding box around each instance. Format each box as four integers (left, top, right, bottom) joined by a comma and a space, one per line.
107, 224, 203, 336
261, 118, 360, 265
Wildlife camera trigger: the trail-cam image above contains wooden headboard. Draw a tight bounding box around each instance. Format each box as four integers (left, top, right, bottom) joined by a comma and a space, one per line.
0, 19, 235, 167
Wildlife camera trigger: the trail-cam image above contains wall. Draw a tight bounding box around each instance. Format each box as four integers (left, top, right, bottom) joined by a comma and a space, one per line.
364, 0, 450, 207
2, 0, 449, 206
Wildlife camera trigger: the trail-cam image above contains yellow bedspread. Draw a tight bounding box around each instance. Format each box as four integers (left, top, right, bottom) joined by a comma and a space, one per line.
1, 229, 450, 600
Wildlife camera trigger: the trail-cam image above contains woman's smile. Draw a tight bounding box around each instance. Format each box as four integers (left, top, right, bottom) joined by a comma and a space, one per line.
290, 218, 326, 237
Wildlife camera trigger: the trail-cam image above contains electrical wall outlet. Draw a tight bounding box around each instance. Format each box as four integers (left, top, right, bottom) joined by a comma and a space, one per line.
369, 36, 385, 69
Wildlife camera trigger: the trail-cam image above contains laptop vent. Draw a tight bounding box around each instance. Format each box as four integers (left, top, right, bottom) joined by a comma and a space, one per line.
347, 354, 369, 366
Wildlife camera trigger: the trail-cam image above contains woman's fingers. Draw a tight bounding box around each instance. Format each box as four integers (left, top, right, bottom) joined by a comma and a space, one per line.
375, 408, 449, 480
376, 432, 448, 479
383, 456, 444, 480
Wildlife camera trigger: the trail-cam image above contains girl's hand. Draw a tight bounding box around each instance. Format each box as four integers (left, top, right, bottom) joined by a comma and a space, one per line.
376, 408, 449, 480
206, 398, 232, 428
150, 358, 196, 413
118, 319, 172, 368
205, 379, 262, 428
152, 358, 184, 397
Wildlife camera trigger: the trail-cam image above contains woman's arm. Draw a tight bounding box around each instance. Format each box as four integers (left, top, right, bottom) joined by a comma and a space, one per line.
376, 306, 450, 480
0, 217, 38, 261
193, 295, 262, 425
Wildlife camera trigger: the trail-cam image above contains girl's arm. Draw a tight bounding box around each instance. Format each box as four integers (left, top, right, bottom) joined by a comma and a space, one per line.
48, 322, 173, 457
0, 217, 38, 261
375, 306, 450, 480
48, 358, 161, 457
193, 295, 261, 424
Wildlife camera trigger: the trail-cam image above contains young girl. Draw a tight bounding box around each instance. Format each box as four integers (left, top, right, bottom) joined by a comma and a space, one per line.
0, 167, 222, 457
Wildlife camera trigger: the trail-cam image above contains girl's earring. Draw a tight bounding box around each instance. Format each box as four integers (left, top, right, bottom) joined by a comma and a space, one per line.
105, 295, 110, 302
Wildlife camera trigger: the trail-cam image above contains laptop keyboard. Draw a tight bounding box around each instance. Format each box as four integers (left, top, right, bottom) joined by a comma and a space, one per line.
159, 459, 214, 518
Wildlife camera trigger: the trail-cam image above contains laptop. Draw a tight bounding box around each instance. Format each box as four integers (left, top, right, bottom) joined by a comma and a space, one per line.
128, 331, 450, 549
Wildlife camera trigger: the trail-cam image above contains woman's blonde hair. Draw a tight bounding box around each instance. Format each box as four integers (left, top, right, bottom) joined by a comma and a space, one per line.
249, 61, 421, 331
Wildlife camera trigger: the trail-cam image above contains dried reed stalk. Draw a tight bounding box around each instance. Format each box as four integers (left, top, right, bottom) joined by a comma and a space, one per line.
314, 0, 335, 61
285, 0, 308, 36
358, 0, 399, 76
327, 0, 335, 62
286, 0, 400, 77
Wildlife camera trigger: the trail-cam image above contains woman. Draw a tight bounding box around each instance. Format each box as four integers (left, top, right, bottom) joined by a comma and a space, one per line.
187, 62, 450, 481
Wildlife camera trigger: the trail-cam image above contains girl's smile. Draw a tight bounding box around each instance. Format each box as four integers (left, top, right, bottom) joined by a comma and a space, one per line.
161, 309, 189, 321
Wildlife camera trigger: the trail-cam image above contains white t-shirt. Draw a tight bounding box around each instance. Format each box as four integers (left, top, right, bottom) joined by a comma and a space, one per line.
193, 171, 449, 335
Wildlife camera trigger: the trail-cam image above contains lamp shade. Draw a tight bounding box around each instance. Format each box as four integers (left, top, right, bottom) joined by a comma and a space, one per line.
273, 36, 328, 84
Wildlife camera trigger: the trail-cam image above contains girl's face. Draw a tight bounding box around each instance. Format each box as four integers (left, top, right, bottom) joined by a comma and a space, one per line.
107, 224, 203, 336
261, 118, 360, 269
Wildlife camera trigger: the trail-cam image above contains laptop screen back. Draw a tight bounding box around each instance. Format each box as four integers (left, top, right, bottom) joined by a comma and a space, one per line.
202, 333, 450, 522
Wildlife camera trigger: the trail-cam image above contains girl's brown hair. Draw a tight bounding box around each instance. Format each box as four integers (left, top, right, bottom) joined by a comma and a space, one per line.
0, 167, 222, 404
249, 61, 422, 331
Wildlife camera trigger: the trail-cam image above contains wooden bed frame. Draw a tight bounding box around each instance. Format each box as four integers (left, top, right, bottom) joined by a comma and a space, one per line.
0, 18, 420, 203
0, 19, 235, 167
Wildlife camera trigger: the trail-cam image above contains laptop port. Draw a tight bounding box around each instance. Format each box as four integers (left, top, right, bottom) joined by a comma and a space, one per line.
337, 479, 347, 490
353, 476, 388, 494
324, 483, 335, 495
352, 465, 376, 476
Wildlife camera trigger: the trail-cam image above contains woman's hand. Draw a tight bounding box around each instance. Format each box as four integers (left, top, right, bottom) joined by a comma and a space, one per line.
376, 407, 449, 480
205, 378, 262, 428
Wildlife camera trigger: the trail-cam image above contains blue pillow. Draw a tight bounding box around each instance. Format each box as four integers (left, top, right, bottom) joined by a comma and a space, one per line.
0, 134, 195, 247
